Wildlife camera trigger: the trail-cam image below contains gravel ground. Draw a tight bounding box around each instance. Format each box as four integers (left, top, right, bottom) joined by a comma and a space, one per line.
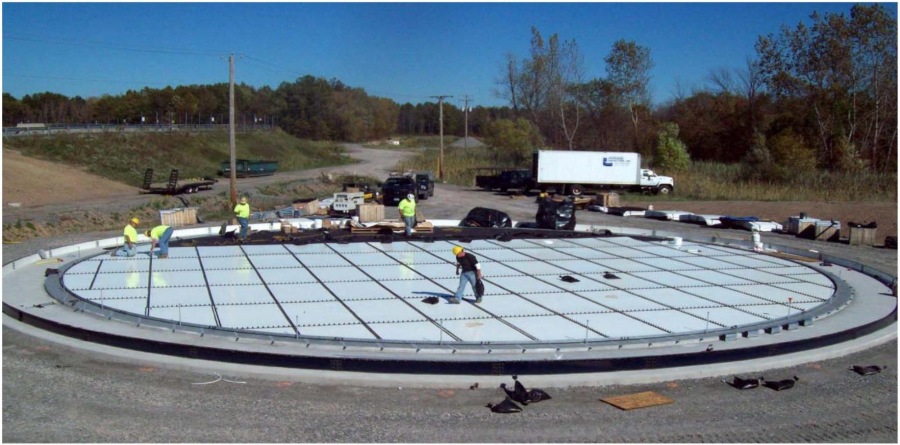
2, 145, 896, 442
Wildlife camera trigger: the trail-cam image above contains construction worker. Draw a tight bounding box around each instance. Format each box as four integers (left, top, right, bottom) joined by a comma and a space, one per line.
145, 224, 173, 259
452, 245, 483, 304
113, 217, 140, 257
234, 196, 251, 240
398, 193, 416, 237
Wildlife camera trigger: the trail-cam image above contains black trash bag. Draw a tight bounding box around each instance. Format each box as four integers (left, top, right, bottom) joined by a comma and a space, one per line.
500, 382, 530, 406
486, 396, 523, 413
848, 221, 878, 229
723, 376, 760, 390
459, 207, 513, 228
762, 376, 799, 391
421, 296, 440, 305
44, 268, 59, 277
560, 275, 580, 283
885, 236, 897, 249
475, 279, 485, 298
526, 388, 552, 403
536, 197, 576, 230
603, 272, 620, 280
850, 365, 887, 376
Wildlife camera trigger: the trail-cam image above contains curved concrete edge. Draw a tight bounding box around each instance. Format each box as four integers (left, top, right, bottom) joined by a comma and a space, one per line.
4, 311, 895, 389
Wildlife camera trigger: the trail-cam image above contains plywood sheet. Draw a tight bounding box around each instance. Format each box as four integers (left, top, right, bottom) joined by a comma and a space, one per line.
601, 391, 674, 410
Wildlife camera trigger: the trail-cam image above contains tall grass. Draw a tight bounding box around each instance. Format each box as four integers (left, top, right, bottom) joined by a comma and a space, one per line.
3, 128, 352, 187
395, 148, 897, 202
671, 161, 897, 202
397, 146, 525, 186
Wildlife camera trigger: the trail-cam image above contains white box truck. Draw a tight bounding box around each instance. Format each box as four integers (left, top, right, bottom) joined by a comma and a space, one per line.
532, 150, 675, 195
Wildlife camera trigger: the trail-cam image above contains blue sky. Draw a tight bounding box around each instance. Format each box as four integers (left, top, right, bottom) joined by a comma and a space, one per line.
1, 2, 883, 108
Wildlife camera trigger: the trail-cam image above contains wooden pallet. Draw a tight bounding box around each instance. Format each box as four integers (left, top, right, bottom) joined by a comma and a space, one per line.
349, 220, 434, 234
600, 391, 674, 410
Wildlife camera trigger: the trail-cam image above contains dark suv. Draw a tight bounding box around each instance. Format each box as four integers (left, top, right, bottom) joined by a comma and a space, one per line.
414, 171, 435, 200
381, 176, 417, 206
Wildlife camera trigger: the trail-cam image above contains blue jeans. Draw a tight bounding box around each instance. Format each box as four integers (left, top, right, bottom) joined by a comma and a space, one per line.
237, 217, 249, 239
157, 226, 174, 256
455, 271, 477, 300
402, 215, 416, 236
116, 244, 136, 257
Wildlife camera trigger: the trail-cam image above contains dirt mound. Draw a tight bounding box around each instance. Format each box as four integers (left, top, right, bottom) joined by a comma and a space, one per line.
3, 149, 136, 207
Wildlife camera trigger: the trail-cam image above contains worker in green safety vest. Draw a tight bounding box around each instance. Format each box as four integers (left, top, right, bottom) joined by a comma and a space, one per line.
144, 224, 173, 259
398, 193, 416, 236
234, 196, 250, 240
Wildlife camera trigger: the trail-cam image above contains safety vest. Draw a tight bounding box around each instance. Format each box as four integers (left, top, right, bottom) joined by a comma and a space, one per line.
234, 202, 250, 219
398, 198, 416, 217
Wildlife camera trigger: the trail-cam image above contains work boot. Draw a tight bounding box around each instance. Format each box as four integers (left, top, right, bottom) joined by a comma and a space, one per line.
475, 297, 482, 304
448, 298, 460, 304
158, 253, 168, 259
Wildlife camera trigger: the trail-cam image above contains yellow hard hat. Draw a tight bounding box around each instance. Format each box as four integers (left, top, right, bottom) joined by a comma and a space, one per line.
452, 246, 464, 256
130, 217, 140, 225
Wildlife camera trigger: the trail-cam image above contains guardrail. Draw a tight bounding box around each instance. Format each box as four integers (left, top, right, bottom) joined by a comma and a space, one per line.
2, 123, 274, 137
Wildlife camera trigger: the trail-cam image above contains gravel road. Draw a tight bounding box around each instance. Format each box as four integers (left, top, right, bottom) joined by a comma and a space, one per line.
2, 145, 896, 442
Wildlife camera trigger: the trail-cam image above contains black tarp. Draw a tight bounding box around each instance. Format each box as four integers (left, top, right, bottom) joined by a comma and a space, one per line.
459, 207, 513, 228
536, 197, 576, 230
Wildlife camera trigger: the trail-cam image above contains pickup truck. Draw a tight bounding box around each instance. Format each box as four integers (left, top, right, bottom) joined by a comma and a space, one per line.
414, 171, 435, 200
476, 169, 534, 193
380, 175, 418, 206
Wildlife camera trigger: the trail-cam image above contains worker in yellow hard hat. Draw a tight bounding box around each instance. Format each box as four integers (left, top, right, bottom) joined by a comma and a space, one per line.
451, 245, 484, 304
113, 217, 140, 257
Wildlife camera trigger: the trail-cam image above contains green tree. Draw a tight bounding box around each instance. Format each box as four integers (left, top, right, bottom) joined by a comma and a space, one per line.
756, 4, 897, 171
496, 27, 585, 149
483, 118, 544, 164
768, 128, 817, 179
654, 123, 690, 172
605, 39, 654, 154
742, 130, 774, 180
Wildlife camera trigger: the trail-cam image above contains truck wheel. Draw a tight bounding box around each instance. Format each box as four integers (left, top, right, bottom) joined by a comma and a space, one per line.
656, 185, 673, 195
568, 184, 584, 196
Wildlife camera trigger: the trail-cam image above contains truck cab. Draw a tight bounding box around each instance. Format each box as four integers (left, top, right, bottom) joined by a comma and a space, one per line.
381, 175, 418, 206
640, 169, 674, 195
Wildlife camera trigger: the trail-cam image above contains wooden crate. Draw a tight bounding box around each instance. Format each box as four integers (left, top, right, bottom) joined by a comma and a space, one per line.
159, 207, 197, 227
814, 221, 841, 242
595, 192, 620, 208
849, 227, 877, 246
358, 203, 385, 223
292, 198, 319, 215
322, 218, 347, 229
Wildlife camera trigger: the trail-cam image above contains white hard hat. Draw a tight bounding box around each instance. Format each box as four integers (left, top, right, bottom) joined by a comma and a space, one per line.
407, 193, 415, 200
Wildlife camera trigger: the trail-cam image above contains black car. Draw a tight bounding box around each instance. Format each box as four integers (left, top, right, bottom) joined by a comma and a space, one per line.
414, 171, 435, 200
381, 176, 417, 206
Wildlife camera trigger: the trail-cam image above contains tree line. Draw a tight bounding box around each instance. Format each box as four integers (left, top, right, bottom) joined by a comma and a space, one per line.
3, 4, 895, 174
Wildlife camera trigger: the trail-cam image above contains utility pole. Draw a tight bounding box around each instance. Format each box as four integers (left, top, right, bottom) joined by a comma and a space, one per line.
430, 95, 452, 181
460, 95, 471, 150
228, 53, 238, 207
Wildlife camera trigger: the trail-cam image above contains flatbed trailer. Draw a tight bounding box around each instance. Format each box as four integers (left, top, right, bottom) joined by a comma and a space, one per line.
140, 168, 217, 195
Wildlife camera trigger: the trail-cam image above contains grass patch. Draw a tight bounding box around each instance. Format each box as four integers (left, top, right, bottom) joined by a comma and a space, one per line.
4, 128, 353, 187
